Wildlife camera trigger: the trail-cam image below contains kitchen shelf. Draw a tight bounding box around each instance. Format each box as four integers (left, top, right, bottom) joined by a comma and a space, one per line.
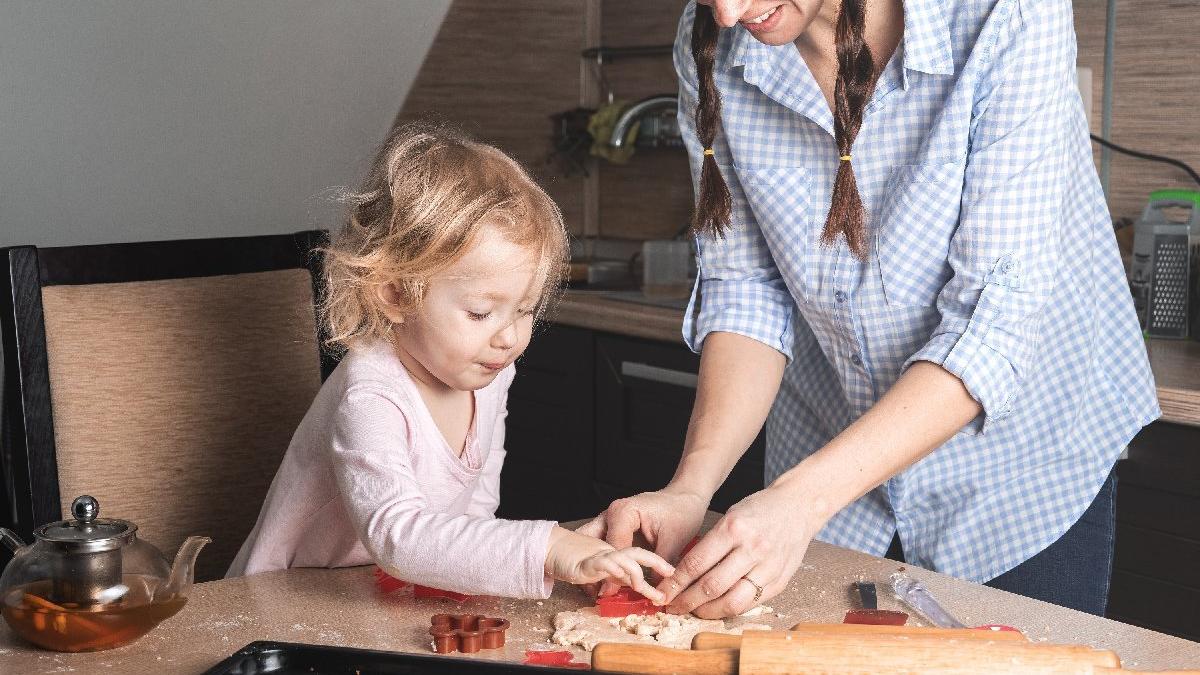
581, 44, 672, 63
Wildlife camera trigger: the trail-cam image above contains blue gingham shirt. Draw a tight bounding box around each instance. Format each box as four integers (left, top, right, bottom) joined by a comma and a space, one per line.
675, 0, 1160, 582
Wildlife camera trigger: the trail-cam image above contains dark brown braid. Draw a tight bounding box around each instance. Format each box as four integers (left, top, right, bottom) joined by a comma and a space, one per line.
690, 4, 731, 238
826, 0, 875, 259
689, 3, 876, 261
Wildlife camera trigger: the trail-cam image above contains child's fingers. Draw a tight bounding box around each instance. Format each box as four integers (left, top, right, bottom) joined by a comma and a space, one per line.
613, 554, 667, 605
596, 557, 635, 589
622, 547, 676, 579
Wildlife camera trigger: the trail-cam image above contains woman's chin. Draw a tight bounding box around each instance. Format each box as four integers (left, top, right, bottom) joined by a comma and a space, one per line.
748, 31, 800, 46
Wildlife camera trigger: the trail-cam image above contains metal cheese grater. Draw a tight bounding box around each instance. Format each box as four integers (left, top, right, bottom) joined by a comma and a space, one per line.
1146, 225, 1190, 337
1130, 190, 1200, 339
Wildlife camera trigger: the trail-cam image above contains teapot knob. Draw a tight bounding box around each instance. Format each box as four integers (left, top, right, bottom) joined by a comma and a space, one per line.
72, 495, 99, 524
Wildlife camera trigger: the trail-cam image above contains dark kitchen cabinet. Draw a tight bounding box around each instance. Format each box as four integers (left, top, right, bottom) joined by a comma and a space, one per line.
499, 324, 602, 522
1107, 421, 1200, 641
593, 333, 765, 513
499, 325, 766, 523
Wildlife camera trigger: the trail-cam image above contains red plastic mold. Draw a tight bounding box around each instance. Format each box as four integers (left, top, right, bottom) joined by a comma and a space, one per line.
595, 587, 660, 618
374, 566, 472, 602
429, 614, 509, 654
591, 536, 701, 617
523, 649, 590, 669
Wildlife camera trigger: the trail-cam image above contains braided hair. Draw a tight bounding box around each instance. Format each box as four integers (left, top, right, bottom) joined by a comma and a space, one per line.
689, 2, 876, 260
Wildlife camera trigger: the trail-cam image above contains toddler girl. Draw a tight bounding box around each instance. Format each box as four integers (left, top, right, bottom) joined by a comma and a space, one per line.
227, 124, 673, 601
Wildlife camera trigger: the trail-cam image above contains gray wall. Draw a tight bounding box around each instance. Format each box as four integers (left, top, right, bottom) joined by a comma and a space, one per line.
0, 1, 450, 247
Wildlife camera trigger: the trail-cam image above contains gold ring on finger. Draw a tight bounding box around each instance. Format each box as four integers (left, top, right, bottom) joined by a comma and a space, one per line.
742, 575, 763, 604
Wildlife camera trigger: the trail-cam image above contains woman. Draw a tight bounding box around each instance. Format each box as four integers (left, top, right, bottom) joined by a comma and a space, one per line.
579, 0, 1158, 619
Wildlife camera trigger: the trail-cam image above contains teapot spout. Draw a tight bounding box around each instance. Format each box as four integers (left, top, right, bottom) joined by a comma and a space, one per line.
155, 536, 211, 602
0, 528, 26, 554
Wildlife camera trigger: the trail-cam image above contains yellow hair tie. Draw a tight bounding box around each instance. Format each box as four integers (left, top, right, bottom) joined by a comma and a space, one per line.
840, 155, 852, 161
703, 148, 715, 156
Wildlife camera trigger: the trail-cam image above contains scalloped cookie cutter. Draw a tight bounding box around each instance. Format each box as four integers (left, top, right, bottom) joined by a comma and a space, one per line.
429, 613, 510, 654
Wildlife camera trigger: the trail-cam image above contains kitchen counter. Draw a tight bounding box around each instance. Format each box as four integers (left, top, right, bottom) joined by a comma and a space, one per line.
3, 514, 1199, 673
554, 291, 1200, 427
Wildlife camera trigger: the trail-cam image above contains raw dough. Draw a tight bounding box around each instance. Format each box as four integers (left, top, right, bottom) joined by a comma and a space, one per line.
552, 607, 771, 651
738, 604, 774, 618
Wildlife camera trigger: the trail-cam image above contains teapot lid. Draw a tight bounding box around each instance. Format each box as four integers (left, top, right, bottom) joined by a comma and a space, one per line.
34, 495, 137, 553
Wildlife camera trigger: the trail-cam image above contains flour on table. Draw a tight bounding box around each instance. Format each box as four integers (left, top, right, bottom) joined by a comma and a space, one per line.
552, 607, 771, 651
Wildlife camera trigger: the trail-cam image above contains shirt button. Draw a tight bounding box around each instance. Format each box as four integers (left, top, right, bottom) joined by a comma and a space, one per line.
834, 290, 847, 303
850, 353, 863, 366
1000, 259, 1015, 274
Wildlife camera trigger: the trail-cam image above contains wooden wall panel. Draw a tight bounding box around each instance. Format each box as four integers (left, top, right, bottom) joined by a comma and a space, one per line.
394, 1, 587, 235
1075, 0, 1200, 221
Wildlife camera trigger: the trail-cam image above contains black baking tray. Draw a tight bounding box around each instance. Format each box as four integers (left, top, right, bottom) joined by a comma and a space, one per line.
203, 641, 590, 675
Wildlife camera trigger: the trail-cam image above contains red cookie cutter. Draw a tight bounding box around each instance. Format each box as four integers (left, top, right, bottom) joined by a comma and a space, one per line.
592, 535, 702, 617
523, 649, 590, 669
374, 566, 472, 602
429, 613, 509, 654
595, 587, 660, 618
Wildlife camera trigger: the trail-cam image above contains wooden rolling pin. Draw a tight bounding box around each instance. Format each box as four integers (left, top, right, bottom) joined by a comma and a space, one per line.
591, 630, 1131, 674
591, 643, 736, 675
738, 630, 1121, 674
691, 622, 1027, 650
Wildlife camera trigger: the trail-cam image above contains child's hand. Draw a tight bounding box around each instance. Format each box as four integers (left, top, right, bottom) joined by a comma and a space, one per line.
545, 527, 675, 604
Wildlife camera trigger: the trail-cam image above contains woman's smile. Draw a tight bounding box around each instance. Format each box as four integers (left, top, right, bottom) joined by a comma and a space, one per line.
741, 4, 784, 32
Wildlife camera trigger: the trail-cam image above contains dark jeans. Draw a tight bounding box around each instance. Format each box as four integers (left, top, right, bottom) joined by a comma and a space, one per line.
885, 471, 1117, 616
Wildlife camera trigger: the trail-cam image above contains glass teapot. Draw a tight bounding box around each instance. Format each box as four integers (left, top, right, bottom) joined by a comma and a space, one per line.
0, 495, 209, 652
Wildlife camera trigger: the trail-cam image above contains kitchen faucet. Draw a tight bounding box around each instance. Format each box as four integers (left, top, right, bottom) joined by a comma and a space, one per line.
609, 95, 679, 148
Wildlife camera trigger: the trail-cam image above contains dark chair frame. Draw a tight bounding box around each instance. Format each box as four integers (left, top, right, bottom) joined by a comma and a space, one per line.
0, 230, 333, 547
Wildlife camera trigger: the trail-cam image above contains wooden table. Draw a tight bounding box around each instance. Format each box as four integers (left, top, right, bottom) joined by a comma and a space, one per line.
3, 515, 1200, 673
556, 292, 1200, 428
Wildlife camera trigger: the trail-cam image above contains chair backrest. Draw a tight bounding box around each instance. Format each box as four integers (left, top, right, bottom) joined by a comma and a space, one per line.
1, 231, 335, 581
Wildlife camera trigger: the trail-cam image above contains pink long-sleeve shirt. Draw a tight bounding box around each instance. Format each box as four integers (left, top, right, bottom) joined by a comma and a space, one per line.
226, 340, 557, 599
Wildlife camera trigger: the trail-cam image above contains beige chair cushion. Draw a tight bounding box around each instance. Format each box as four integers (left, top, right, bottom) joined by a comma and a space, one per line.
40, 268, 323, 582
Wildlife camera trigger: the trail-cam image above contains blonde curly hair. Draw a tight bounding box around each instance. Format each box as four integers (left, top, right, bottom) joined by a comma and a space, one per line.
320, 122, 569, 354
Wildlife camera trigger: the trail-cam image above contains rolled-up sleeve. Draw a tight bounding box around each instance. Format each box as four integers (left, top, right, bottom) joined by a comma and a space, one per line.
904, 0, 1076, 432
674, 8, 795, 359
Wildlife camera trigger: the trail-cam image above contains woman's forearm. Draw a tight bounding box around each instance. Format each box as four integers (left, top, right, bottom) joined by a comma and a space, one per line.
773, 361, 983, 522
666, 332, 787, 501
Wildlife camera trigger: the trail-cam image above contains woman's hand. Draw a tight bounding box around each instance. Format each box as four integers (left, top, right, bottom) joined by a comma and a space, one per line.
544, 527, 675, 603
575, 487, 710, 595
656, 482, 825, 619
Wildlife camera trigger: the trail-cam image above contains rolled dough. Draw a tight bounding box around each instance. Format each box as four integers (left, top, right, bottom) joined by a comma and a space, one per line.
552, 607, 771, 651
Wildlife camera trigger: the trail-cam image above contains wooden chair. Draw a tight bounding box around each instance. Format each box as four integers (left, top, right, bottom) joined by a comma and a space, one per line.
0, 231, 335, 581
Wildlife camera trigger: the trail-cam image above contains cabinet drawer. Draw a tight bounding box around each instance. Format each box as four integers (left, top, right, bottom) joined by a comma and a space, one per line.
1108, 570, 1200, 642
1114, 523, 1200, 590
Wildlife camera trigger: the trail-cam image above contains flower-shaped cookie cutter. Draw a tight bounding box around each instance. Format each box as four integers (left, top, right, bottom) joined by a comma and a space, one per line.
429, 613, 510, 654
